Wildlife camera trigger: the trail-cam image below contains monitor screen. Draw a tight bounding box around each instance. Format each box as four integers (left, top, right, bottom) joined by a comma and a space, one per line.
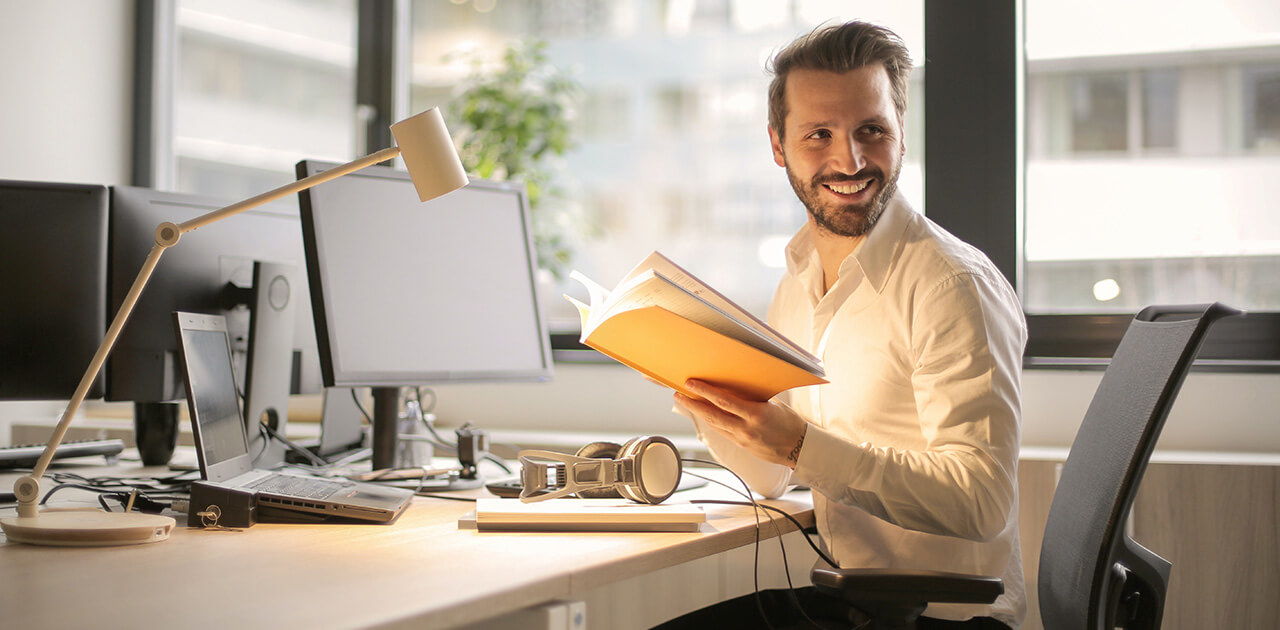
0, 179, 109, 400
296, 161, 553, 388
107, 185, 324, 403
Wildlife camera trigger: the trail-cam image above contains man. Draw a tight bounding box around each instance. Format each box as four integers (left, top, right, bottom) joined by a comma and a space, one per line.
670, 21, 1027, 629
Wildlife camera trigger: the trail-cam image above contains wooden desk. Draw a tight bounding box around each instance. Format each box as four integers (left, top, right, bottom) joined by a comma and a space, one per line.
1, 459, 816, 629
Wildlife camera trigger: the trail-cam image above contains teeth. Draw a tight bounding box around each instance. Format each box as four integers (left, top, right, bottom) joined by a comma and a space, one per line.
827, 181, 868, 194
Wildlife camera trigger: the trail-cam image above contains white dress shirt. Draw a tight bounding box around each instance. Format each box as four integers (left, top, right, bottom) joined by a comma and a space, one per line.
688, 194, 1028, 626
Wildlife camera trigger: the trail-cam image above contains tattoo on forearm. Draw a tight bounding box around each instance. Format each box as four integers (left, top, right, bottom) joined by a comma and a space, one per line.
787, 431, 805, 464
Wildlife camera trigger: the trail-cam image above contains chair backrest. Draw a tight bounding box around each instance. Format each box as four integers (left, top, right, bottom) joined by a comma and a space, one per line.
1038, 303, 1239, 630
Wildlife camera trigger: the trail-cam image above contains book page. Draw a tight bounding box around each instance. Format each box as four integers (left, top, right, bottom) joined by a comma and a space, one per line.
629, 252, 818, 364
591, 271, 822, 374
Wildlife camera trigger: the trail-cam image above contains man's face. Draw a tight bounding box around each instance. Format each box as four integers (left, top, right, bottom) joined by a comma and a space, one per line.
770, 65, 905, 238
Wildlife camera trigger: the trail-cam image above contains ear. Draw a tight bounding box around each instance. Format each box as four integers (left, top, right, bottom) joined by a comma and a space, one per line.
768, 125, 786, 168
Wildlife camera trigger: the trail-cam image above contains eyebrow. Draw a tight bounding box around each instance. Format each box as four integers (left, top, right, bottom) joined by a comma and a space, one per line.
795, 115, 893, 133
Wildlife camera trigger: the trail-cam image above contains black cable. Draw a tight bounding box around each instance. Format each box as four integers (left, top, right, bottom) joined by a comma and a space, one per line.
692, 499, 837, 569
45, 471, 195, 493
483, 454, 512, 474
39, 483, 119, 506
249, 421, 273, 464
260, 421, 328, 467
685, 459, 833, 630
683, 459, 779, 630
350, 387, 373, 424
414, 387, 456, 449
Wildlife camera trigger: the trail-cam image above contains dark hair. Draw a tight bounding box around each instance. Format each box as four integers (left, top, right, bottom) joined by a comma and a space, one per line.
767, 21, 913, 139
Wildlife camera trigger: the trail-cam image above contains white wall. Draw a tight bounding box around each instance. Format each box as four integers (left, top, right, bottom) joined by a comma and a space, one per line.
429, 363, 1280, 455
0, 1, 135, 443
3, 2, 1278, 456
0, 1, 134, 184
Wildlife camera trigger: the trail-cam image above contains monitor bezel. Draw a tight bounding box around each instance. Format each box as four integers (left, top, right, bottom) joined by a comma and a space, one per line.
296, 160, 554, 389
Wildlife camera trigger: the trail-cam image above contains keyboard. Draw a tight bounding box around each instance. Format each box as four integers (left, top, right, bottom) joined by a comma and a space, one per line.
0, 438, 126, 469
246, 473, 351, 500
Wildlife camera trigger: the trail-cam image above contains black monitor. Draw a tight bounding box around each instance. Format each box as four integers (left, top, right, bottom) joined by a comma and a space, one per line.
296, 160, 553, 470
0, 179, 109, 401
107, 185, 324, 462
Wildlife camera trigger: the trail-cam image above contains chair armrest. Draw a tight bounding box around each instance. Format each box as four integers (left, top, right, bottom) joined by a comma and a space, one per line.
810, 565, 1004, 605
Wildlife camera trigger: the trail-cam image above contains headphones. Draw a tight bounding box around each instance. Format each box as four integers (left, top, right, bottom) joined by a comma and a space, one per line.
517, 435, 683, 504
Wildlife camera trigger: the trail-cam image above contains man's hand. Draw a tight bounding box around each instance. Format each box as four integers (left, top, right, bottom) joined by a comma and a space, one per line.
676, 379, 808, 469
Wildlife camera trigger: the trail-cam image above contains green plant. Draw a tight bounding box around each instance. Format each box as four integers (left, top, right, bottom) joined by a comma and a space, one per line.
446, 39, 581, 280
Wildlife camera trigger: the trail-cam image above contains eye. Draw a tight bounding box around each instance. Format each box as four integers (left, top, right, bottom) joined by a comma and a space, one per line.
805, 129, 832, 141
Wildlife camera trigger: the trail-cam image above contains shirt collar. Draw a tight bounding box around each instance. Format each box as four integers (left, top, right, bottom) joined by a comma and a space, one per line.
784, 192, 915, 294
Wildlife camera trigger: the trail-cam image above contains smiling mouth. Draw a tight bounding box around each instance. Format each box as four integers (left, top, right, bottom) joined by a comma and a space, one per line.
824, 181, 870, 195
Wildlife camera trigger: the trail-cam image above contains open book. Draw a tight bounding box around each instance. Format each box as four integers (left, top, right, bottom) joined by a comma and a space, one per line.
566, 251, 826, 402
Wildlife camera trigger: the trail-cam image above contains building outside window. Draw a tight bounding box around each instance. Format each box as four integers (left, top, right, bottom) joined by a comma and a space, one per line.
1024, 0, 1280, 314
168, 0, 358, 201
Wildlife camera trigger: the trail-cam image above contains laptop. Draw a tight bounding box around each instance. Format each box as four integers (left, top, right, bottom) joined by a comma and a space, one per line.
174, 311, 412, 523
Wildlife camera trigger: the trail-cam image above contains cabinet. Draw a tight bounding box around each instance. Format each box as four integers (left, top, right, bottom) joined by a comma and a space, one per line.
1017, 457, 1280, 629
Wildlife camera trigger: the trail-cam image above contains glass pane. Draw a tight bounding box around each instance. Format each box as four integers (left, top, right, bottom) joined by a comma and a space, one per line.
410, 0, 924, 329
1142, 68, 1178, 150
1070, 73, 1128, 152
172, 0, 357, 200
1025, 0, 1280, 312
1244, 64, 1280, 151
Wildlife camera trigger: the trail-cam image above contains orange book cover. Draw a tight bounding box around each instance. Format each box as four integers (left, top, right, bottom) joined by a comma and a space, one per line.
566, 252, 826, 402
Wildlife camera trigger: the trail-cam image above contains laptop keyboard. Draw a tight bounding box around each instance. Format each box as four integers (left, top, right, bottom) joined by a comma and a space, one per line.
247, 474, 351, 499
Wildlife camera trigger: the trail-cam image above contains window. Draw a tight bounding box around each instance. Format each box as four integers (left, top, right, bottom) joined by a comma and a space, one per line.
140, 0, 358, 200
1142, 68, 1178, 150
407, 0, 924, 329
135, 1, 1280, 366
1070, 72, 1128, 153
1025, 0, 1280, 317
1243, 63, 1280, 151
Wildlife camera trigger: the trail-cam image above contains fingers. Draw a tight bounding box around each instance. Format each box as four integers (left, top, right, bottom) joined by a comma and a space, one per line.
675, 392, 748, 441
684, 379, 751, 415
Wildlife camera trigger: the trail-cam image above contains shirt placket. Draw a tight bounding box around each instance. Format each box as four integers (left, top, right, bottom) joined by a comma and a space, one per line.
809, 265, 862, 429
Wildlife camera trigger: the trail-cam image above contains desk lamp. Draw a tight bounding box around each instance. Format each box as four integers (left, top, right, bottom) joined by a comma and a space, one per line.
1, 108, 468, 546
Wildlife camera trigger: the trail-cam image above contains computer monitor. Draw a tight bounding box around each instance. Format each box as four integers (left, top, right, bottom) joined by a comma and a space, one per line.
0, 179, 109, 401
296, 160, 553, 470
107, 185, 324, 462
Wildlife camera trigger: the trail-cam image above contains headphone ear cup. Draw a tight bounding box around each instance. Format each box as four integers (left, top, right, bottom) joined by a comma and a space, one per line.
573, 441, 623, 498
616, 436, 682, 504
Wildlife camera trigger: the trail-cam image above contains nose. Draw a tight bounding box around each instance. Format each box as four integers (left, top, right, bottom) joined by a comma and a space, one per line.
828, 134, 866, 176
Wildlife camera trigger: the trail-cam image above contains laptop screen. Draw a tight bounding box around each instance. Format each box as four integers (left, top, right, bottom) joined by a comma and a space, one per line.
185, 328, 250, 465
175, 312, 255, 482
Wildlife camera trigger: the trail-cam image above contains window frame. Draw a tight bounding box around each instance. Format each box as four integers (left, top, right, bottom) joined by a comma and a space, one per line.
926, 0, 1280, 370
135, 0, 1280, 369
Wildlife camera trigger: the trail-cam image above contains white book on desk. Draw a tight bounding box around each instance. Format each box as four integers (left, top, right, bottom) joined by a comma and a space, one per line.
469, 498, 706, 532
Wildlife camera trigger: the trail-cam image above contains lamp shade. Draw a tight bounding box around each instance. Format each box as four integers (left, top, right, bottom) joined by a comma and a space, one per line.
391, 108, 469, 202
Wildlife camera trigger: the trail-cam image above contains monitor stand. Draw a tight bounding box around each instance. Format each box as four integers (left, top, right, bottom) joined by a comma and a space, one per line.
369, 386, 484, 491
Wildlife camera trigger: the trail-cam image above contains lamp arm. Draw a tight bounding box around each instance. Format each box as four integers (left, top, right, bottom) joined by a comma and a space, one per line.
179, 146, 401, 233
13, 234, 175, 517
12, 145, 402, 518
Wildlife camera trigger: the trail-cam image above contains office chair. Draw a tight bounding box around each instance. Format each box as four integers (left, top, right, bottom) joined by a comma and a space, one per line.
810, 303, 1240, 630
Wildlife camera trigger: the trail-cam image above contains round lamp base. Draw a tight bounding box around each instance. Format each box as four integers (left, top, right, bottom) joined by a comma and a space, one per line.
1, 508, 174, 547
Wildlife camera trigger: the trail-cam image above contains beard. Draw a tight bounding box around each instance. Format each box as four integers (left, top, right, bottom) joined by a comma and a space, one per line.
785, 158, 901, 239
